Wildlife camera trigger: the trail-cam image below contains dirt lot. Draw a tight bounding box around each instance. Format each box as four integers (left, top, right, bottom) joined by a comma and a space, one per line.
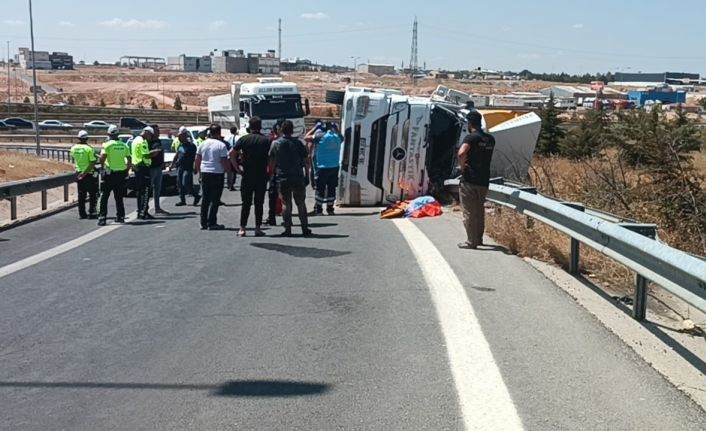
0, 153, 73, 183
6, 66, 557, 113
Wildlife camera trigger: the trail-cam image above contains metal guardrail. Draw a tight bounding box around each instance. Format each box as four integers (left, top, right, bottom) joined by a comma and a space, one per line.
0, 172, 76, 222
446, 177, 706, 321
0, 145, 74, 162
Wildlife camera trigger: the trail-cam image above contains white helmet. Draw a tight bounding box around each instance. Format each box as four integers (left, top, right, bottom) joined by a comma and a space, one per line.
77, 130, 89, 139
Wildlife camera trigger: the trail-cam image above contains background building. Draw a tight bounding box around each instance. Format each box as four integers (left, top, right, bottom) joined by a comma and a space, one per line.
628, 89, 687, 107
167, 54, 212, 72
614, 72, 701, 87
211, 49, 280, 74
357, 64, 395, 76
17, 48, 74, 70
541, 85, 627, 101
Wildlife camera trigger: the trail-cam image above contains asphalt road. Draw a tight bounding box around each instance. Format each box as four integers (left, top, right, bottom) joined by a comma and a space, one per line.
1, 187, 705, 430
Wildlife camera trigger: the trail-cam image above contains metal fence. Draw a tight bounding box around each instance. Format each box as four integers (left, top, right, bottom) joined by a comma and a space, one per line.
477, 178, 706, 321
0, 172, 76, 222
0, 145, 73, 162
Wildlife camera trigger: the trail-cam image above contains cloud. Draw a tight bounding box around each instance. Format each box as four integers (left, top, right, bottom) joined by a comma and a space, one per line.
3, 19, 24, 26
99, 18, 167, 29
208, 20, 225, 30
58, 21, 74, 27
300, 12, 329, 20
572, 23, 584, 29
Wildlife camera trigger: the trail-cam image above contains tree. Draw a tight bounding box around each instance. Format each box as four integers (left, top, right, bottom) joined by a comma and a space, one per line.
67, 96, 76, 105
150, 99, 159, 110
173, 95, 183, 111
535, 92, 565, 155
699, 98, 706, 110
99, 98, 106, 107
560, 108, 613, 160
23, 96, 30, 103
93, 60, 99, 66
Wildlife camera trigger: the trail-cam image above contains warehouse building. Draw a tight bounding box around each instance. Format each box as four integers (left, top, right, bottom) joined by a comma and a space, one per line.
357, 64, 396, 76
628, 89, 687, 107
211, 50, 280, 74
167, 54, 212, 72
17, 48, 74, 70
541, 85, 627, 100
614, 72, 700, 87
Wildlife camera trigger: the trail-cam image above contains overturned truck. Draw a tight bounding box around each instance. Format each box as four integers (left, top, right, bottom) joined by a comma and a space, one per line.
325, 85, 542, 206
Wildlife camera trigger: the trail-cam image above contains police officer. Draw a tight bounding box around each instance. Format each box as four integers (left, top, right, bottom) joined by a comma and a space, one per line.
131, 126, 155, 220
98, 125, 131, 226
195, 129, 207, 147
70, 130, 99, 219
457, 110, 496, 250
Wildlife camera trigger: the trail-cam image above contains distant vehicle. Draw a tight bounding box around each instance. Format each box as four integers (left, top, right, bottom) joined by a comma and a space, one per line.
52, 102, 68, 108
117, 133, 133, 143
119, 117, 148, 134
38, 120, 73, 130
83, 120, 111, 129
0, 120, 18, 131
1, 117, 35, 130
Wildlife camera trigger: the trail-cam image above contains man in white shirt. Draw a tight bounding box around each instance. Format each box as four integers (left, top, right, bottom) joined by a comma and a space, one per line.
194, 124, 230, 230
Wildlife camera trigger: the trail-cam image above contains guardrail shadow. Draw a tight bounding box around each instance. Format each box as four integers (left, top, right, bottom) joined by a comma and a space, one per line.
0, 379, 331, 398
574, 276, 706, 375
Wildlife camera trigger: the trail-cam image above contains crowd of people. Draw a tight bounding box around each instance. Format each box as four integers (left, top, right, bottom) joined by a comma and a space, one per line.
69, 116, 344, 238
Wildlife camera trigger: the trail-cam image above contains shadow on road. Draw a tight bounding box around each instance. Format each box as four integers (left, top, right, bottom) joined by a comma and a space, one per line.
251, 242, 351, 259
307, 223, 339, 228
127, 221, 166, 226
0, 379, 331, 398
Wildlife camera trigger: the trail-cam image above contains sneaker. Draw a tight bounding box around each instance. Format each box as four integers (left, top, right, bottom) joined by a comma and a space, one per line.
97, 219, 107, 226
88, 214, 98, 220
302, 228, 313, 237
115, 217, 125, 224
279, 229, 292, 237
254, 229, 266, 237
143, 213, 155, 220
79, 215, 88, 220
239, 228, 247, 237
326, 208, 335, 215
156, 209, 170, 215
200, 225, 208, 230
175, 201, 187, 207
193, 196, 202, 206
265, 218, 276, 226
208, 224, 225, 231
457, 242, 477, 250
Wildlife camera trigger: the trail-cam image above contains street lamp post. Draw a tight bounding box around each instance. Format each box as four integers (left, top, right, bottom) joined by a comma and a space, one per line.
28, 0, 40, 155
351, 56, 360, 86
6, 41, 10, 115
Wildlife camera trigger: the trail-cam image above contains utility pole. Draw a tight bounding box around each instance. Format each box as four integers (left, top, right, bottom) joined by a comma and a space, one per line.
6, 41, 10, 115
351, 56, 360, 86
28, 0, 40, 155
278, 18, 282, 60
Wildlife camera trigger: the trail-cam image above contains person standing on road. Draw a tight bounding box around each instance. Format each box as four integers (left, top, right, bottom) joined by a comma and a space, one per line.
311, 122, 343, 215
231, 117, 271, 237
226, 126, 239, 191
195, 129, 207, 147
148, 124, 167, 215
98, 125, 131, 226
265, 121, 283, 226
131, 126, 155, 220
194, 124, 230, 230
457, 110, 495, 250
171, 126, 201, 207
70, 130, 99, 220
268, 120, 311, 237
304, 120, 325, 194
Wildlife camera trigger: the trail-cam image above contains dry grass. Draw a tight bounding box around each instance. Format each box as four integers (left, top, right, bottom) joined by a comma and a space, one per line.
0, 153, 73, 183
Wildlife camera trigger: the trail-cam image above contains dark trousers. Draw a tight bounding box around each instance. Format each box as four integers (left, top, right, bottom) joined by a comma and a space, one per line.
200, 173, 224, 228
459, 181, 488, 247
99, 171, 126, 221
227, 169, 237, 190
315, 167, 339, 211
77, 173, 98, 217
134, 166, 151, 217
267, 176, 278, 223
177, 167, 197, 202
279, 180, 308, 231
240, 175, 267, 227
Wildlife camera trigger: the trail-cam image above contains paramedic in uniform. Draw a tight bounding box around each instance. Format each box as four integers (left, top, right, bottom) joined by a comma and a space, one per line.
70, 130, 99, 219
98, 125, 131, 225
457, 110, 495, 250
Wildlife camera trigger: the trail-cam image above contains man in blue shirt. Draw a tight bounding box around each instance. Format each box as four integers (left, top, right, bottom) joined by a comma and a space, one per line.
313, 122, 343, 215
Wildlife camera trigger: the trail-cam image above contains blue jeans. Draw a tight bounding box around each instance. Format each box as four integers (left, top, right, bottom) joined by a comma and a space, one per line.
150, 166, 163, 211
177, 167, 196, 202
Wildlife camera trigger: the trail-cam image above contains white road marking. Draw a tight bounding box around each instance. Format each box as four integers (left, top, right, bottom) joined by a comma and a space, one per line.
0, 195, 167, 280
393, 218, 524, 431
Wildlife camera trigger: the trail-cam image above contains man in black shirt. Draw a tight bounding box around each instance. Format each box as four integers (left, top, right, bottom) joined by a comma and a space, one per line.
232, 117, 271, 237
268, 120, 312, 237
457, 110, 495, 249
148, 124, 168, 214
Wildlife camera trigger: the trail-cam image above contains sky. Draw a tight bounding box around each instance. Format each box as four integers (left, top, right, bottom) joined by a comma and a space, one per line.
1, 0, 705, 75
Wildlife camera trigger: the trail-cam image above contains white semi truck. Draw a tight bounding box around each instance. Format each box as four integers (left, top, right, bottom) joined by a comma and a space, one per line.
326, 85, 542, 206
208, 78, 309, 136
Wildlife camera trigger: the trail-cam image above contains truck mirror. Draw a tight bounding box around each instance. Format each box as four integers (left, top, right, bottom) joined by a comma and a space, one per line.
305, 98, 311, 116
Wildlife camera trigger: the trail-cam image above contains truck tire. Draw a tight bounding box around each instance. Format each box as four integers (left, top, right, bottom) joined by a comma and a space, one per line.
325, 90, 346, 105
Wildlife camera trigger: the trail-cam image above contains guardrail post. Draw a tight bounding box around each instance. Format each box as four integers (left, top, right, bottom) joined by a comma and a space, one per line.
63, 184, 69, 202
563, 203, 586, 275
41, 190, 48, 210
620, 223, 658, 321
10, 197, 17, 220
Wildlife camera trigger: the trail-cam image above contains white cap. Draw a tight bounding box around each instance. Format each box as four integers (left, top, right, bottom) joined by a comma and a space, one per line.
178, 126, 188, 135
107, 125, 119, 135
78, 130, 89, 139
142, 126, 155, 135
